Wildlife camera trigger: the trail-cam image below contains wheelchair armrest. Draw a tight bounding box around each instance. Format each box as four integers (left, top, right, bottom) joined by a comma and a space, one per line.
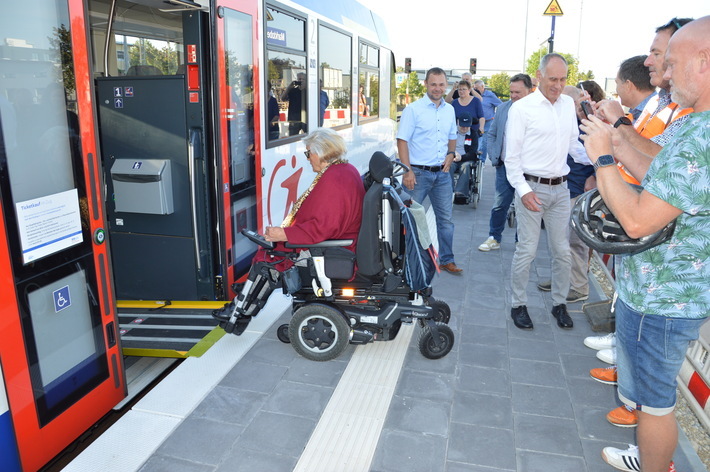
284, 239, 354, 249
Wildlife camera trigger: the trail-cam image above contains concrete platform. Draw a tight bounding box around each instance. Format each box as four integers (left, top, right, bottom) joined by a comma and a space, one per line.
66, 163, 707, 472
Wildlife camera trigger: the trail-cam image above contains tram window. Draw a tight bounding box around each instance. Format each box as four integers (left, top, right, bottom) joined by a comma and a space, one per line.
358, 41, 379, 120
224, 8, 255, 188
265, 5, 307, 142
115, 35, 183, 76
318, 24, 352, 128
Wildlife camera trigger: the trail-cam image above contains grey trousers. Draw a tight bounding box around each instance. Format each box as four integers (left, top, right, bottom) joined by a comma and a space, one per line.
511, 181, 571, 307
568, 195, 590, 295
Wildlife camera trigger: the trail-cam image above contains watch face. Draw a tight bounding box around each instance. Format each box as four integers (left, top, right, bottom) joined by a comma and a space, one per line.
596, 155, 615, 167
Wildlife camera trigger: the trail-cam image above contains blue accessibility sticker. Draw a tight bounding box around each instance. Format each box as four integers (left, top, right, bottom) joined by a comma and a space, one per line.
53, 285, 71, 313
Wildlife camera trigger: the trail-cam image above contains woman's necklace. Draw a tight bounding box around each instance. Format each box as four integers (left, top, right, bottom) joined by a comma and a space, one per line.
281, 159, 345, 228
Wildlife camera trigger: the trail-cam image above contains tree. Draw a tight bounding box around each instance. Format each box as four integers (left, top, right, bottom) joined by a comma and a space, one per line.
525, 46, 581, 85
49, 25, 74, 94
128, 39, 180, 75
487, 72, 511, 100
396, 71, 425, 105
578, 70, 595, 82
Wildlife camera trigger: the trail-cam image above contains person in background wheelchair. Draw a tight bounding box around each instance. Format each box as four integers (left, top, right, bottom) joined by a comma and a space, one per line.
450, 113, 480, 204
212, 128, 365, 334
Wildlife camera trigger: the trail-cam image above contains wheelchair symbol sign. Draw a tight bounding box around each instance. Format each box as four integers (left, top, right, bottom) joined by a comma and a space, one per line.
53, 285, 71, 313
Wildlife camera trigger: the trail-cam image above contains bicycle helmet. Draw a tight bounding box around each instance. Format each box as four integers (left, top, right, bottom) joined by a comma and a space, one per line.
571, 186, 676, 255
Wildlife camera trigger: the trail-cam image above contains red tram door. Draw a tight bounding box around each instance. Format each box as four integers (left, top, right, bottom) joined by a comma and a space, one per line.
0, 0, 126, 470
213, 0, 260, 298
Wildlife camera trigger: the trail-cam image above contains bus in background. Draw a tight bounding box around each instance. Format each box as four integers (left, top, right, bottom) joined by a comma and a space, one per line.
0, 0, 396, 469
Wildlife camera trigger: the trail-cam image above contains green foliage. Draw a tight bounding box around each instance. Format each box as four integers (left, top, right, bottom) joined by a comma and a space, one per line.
525, 46, 582, 85
487, 72, 511, 100
128, 39, 180, 75
49, 25, 74, 93
396, 71, 425, 103
578, 70, 595, 81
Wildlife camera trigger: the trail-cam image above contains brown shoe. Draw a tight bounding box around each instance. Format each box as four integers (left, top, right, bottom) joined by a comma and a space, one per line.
440, 262, 463, 273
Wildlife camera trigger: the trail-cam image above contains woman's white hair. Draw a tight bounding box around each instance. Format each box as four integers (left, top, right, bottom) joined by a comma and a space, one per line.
303, 128, 347, 164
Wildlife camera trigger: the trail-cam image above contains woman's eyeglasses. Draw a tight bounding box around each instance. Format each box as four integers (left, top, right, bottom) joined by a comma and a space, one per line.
304, 150, 311, 159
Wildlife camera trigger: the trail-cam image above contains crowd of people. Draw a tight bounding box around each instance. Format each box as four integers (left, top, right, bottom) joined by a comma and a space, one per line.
218, 15, 708, 472
395, 15, 709, 472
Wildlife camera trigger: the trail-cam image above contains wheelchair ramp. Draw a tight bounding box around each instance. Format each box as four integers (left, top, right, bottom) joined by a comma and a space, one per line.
117, 301, 227, 358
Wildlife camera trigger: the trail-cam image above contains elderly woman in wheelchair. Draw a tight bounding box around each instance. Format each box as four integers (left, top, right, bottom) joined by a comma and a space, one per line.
214, 129, 454, 361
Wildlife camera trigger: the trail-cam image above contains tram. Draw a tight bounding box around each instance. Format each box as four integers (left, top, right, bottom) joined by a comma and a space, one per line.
0, 0, 396, 469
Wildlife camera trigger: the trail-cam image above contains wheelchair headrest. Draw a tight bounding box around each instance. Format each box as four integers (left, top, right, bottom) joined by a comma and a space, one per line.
368, 151, 394, 183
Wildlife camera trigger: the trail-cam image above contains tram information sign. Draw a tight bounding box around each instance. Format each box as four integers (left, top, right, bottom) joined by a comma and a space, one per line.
15, 188, 83, 264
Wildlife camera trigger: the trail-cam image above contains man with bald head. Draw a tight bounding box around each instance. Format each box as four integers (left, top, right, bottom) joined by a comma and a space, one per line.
581, 16, 710, 472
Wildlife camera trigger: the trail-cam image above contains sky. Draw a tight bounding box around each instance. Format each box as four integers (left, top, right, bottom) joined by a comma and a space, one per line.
357, 0, 708, 88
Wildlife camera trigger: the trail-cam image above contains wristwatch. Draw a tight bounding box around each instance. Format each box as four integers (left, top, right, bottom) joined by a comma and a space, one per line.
446, 151, 456, 157
613, 116, 632, 128
593, 154, 616, 170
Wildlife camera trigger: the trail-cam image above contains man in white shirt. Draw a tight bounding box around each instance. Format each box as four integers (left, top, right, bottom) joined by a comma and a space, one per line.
505, 53, 590, 330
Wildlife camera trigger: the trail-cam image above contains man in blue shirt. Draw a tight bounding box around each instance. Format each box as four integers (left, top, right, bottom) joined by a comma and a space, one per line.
397, 67, 461, 273
474, 80, 502, 165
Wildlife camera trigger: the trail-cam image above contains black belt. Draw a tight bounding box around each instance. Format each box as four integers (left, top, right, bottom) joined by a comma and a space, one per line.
524, 173, 567, 185
411, 164, 442, 172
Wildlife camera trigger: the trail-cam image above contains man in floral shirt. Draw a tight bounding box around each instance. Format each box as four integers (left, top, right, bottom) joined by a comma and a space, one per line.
580, 17, 710, 472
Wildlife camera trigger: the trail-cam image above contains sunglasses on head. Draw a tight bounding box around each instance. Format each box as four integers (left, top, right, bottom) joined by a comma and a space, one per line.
660, 17, 692, 32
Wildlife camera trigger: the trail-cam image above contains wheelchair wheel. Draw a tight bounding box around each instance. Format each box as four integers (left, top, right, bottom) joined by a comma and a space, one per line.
289, 304, 349, 361
276, 323, 290, 343
429, 300, 451, 324
418, 322, 454, 359
507, 203, 516, 228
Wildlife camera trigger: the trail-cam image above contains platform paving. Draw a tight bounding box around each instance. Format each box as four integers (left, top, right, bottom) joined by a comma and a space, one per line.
122, 163, 704, 472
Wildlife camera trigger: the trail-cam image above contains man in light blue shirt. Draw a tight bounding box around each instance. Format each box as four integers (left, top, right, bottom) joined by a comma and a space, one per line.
397, 67, 460, 273
474, 80, 502, 165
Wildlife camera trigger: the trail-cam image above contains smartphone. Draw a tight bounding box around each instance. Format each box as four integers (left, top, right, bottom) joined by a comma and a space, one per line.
580, 100, 594, 118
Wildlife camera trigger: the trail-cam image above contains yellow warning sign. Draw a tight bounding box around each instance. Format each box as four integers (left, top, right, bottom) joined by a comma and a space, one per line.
543, 0, 563, 15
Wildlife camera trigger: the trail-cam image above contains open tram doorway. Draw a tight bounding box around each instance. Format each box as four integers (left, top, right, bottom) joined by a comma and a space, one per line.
87, 0, 258, 304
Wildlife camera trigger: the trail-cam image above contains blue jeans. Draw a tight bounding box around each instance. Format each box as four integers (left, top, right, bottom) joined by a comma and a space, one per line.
408, 168, 455, 265
615, 298, 705, 415
479, 119, 493, 163
488, 164, 514, 242
451, 161, 473, 195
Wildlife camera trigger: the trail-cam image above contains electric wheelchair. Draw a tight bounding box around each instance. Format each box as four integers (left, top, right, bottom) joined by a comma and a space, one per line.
214, 151, 454, 362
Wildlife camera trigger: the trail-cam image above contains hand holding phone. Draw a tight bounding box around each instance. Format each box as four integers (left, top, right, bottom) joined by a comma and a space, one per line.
580, 100, 594, 118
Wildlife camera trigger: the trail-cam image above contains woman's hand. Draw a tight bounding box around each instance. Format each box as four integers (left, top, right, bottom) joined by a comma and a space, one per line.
264, 226, 288, 242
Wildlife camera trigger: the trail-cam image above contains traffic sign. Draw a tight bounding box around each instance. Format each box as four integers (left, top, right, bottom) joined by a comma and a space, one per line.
543, 0, 563, 16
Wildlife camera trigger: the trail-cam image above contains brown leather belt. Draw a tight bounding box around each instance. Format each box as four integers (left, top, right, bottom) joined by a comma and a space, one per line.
524, 173, 567, 185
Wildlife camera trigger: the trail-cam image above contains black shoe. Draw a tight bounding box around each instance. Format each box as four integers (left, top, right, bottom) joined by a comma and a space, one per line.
552, 304, 573, 329
211, 301, 235, 321
511, 305, 533, 330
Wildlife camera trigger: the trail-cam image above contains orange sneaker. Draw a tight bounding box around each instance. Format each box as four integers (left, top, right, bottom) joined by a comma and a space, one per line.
590, 366, 617, 385
607, 405, 638, 428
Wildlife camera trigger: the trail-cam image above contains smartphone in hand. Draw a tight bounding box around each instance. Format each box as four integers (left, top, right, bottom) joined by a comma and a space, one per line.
580, 100, 594, 118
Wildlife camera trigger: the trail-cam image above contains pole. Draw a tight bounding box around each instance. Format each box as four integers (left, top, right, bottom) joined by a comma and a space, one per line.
548, 16, 556, 53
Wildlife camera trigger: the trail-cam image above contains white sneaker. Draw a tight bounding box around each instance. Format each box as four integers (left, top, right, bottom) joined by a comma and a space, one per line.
601, 444, 676, 472
478, 236, 500, 252
584, 332, 616, 351
602, 444, 640, 471
597, 348, 617, 364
